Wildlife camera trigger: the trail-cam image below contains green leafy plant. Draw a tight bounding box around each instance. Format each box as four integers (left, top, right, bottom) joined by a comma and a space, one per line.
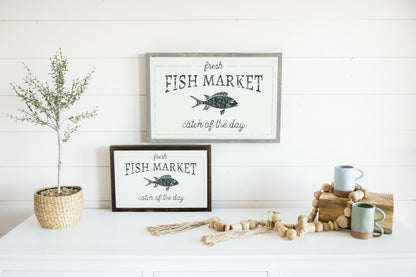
5, 49, 98, 194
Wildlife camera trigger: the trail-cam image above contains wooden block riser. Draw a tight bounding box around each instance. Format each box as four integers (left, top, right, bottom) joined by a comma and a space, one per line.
318, 192, 393, 234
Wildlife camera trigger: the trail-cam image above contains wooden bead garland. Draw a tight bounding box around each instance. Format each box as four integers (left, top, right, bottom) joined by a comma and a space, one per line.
148, 182, 370, 245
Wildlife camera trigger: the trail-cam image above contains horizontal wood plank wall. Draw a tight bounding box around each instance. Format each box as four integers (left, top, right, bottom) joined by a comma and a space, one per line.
0, 0, 415, 235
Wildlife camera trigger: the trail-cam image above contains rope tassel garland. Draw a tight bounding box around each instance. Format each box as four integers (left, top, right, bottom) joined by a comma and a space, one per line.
146, 183, 370, 245
147, 219, 210, 236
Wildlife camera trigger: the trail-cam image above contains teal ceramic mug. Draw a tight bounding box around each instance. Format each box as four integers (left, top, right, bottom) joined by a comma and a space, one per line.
351, 202, 385, 239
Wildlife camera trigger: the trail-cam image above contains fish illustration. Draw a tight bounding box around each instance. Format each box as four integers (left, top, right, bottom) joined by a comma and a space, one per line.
144, 175, 179, 191
191, 92, 238, 115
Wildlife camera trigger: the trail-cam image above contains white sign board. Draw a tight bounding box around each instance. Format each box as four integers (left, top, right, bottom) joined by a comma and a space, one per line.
147, 53, 282, 142
110, 145, 211, 211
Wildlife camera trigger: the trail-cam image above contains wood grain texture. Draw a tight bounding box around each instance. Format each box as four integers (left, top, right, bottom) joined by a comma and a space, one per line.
318, 192, 394, 234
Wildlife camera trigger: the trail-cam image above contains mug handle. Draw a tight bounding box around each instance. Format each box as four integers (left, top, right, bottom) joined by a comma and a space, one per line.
354, 168, 364, 189
373, 207, 385, 238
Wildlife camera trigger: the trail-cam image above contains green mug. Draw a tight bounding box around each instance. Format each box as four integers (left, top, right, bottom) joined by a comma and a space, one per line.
351, 202, 385, 239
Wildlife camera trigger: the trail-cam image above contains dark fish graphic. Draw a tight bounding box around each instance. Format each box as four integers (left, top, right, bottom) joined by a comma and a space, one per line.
191, 92, 238, 115
144, 175, 179, 191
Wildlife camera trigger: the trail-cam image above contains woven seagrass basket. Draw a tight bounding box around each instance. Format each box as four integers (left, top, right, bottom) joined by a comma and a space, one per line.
34, 186, 84, 229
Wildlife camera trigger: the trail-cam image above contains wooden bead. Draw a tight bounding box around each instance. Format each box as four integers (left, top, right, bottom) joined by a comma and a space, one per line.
214, 221, 226, 232
287, 229, 297, 240
355, 185, 362, 191
347, 200, 353, 208
209, 217, 220, 228
322, 183, 331, 192
312, 198, 319, 208
285, 224, 295, 229
230, 223, 242, 231
307, 222, 316, 233
272, 213, 282, 223
309, 207, 318, 217
328, 221, 334, 230
259, 220, 267, 227
333, 221, 339, 231
330, 182, 334, 191
266, 211, 274, 226
362, 189, 369, 199
298, 221, 308, 232
297, 229, 306, 237
336, 215, 349, 229
353, 190, 365, 202
278, 226, 288, 238
344, 207, 352, 218
314, 221, 323, 232
298, 215, 308, 221
298, 217, 308, 225
349, 190, 364, 202
240, 221, 250, 230
307, 216, 315, 223
224, 224, 230, 231
248, 219, 259, 229
314, 190, 322, 199
274, 222, 284, 231
323, 222, 330, 231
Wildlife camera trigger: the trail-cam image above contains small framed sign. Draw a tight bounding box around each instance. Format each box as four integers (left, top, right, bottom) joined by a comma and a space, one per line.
110, 145, 211, 211
146, 53, 282, 142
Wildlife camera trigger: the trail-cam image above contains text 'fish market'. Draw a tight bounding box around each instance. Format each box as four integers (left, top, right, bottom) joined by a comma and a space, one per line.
164, 74, 264, 93
125, 162, 198, 176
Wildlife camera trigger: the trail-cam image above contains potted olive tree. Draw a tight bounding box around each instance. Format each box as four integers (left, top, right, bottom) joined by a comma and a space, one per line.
5, 49, 98, 228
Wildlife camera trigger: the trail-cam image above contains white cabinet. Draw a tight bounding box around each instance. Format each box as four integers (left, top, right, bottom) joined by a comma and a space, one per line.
0, 208, 415, 276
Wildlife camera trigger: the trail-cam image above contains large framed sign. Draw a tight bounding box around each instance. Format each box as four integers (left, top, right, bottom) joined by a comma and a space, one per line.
110, 145, 211, 211
146, 53, 282, 142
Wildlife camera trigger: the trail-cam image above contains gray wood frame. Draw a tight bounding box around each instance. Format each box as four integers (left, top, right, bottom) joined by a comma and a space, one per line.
146, 53, 282, 143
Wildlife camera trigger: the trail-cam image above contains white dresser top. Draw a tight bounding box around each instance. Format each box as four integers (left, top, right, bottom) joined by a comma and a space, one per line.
1, 205, 415, 273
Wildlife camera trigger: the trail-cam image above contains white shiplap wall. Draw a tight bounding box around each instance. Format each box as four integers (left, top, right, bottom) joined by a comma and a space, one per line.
0, 0, 415, 236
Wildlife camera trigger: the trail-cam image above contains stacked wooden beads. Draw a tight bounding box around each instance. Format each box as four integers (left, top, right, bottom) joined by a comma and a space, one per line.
308, 182, 335, 222
209, 217, 260, 232
335, 188, 367, 229
276, 214, 340, 241
205, 183, 370, 243
309, 190, 322, 222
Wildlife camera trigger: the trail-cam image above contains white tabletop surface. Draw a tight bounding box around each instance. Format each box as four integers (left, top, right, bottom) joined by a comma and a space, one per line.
0, 205, 415, 273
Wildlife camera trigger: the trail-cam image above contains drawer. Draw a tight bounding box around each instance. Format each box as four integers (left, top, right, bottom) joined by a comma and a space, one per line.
155, 272, 267, 277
